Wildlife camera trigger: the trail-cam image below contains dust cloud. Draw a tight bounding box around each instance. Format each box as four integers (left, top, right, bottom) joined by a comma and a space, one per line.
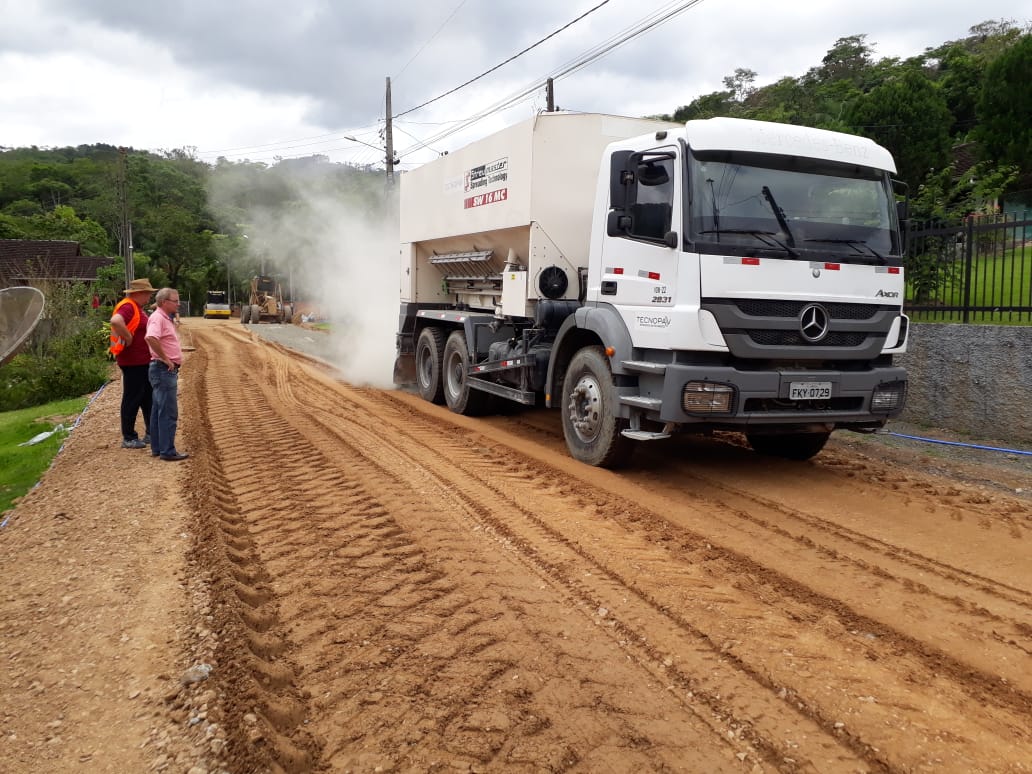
210, 161, 400, 388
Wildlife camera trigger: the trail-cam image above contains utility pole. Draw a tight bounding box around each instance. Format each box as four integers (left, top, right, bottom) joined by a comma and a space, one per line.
546, 78, 555, 112
385, 76, 396, 186
116, 148, 134, 286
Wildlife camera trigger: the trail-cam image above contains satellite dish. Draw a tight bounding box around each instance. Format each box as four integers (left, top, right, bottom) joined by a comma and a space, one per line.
0, 287, 46, 368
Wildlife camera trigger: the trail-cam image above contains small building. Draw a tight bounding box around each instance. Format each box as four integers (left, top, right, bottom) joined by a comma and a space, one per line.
0, 240, 114, 289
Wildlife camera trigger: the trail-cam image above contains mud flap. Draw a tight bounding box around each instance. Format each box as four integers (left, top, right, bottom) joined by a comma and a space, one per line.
393, 353, 415, 385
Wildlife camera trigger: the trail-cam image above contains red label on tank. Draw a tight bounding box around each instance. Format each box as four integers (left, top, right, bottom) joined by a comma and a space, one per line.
464, 187, 508, 209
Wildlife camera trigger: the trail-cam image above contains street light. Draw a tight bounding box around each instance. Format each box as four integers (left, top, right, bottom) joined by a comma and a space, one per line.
343, 135, 383, 153
344, 135, 399, 179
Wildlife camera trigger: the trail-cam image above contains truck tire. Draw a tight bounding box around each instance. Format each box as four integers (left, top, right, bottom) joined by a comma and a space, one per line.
746, 431, 830, 461
415, 327, 446, 404
561, 346, 633, 468
442, 331, 490, 416
240, 305, 251, 324
251, 304, 262, 324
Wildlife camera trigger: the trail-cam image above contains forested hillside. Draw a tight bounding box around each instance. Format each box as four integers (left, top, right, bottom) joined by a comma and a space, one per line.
658, 20, 1031, 217
0, 19, 1029, 309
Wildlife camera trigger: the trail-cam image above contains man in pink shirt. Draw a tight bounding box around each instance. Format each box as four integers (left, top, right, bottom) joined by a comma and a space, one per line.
144, 287, 188, 462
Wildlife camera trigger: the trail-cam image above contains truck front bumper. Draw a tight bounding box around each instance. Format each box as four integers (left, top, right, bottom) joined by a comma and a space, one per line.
643, 364, 907, 428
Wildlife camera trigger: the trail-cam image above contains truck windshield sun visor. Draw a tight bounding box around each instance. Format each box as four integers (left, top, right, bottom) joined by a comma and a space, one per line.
688, 151, 901, 261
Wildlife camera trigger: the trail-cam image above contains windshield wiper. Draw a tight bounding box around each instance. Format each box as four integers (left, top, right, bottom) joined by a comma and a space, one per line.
706, 178, 720, 230
761, 186, 797, 249
804, 238, 887, 264
699, 229, 800, 257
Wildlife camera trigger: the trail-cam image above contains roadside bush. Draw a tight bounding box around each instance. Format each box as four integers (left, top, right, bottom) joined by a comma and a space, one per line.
0, 283, 111, 411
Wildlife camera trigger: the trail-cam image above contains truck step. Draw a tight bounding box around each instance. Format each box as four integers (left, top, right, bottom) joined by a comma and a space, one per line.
621, 360, 667, 375
619, 395, 663, 410
621, 429, 672, 441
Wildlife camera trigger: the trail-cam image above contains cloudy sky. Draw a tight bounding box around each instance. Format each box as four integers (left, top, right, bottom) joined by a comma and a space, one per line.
1, 0, 1027, 170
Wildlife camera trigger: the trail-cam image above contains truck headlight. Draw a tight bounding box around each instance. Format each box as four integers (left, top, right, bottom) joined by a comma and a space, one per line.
872, 381, 907, 412
682, 382, 734, 413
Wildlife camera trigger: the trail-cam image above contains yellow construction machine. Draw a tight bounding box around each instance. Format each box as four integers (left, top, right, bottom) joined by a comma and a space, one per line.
240, 276, 292, 324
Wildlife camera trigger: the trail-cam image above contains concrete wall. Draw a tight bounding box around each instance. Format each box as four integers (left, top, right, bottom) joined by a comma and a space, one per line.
897, 324, 1032, 444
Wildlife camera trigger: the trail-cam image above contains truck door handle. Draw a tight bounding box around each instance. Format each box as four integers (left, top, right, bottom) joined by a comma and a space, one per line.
601, 281, 617, 295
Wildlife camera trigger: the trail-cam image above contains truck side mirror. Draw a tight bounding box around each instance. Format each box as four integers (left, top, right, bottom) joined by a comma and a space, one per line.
896, 199, 909, 225
892, 178, 909, 226
609, 150, 634, 210
663, 230, 679, 249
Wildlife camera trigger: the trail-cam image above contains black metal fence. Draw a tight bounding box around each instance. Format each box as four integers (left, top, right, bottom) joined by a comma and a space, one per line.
904, 212, 1032, 324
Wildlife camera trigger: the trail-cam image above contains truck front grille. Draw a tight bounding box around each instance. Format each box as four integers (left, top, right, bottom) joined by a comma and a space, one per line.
748, 330, 867, 347
735, 300, 878, 320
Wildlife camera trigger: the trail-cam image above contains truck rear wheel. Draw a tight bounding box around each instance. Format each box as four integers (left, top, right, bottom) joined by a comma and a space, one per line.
240, 305, 251, 324
443, 331, 489, 415
415, 327, 446, 404
746, 431, 830, 461
561, 346, 632, 468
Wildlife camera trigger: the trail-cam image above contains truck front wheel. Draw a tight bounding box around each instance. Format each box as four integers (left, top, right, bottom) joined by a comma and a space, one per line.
443, 331, 489, 415
746, 431, 830, 461
561, 346, 632, 468
415, 327, 446, 404
240, 305, 251, 324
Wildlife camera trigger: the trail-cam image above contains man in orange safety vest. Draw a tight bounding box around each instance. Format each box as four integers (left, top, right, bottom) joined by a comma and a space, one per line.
110, 278, 157, 448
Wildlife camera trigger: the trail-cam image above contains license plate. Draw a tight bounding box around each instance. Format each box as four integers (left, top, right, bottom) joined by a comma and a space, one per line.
790, 381, 832, 400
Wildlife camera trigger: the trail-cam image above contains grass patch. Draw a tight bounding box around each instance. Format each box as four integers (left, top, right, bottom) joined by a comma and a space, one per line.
906, 244, 1032, 324
0, 396, 88, 515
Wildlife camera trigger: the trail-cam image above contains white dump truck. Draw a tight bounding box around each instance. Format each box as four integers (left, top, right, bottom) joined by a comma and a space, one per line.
394, 112, 909, 466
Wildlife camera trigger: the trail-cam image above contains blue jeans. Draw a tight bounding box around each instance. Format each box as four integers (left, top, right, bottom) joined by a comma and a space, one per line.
148, 361, 180, 457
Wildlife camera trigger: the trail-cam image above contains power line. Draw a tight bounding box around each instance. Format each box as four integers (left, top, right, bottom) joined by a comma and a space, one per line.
394, 0, 613, 119
549, 0, 707, 84
396, 0, 708, 158
392, 124, 445, 155
196, 0, 705, 166
397, 0, 706, 154
198, 130, 347, 155
196, 125, 383, 159
394, 0, 472, 81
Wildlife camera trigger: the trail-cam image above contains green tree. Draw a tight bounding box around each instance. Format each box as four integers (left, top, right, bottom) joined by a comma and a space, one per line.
934, 45, 986, 137
21, 205, 110, 254
845, 68, 953, 188
671, 91, 735, 122
819, 34, 875, 84
975, 34, 1032, 170
722, 68, 757, 103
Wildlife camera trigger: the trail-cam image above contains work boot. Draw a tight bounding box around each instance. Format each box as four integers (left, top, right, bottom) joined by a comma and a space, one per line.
122, 439, 147, 449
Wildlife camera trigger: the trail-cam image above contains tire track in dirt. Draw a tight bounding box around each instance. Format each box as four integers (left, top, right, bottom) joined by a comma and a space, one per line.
186, 325, 1031, 773
482, 411, 1032, 674
187, 329, 748, 772
295, 382, 1032, 773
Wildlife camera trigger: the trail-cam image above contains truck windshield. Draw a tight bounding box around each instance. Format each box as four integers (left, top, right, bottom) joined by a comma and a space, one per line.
688, 150, 901, 264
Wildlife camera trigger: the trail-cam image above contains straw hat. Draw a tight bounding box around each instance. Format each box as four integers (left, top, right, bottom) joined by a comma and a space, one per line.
124, 278, 157, 295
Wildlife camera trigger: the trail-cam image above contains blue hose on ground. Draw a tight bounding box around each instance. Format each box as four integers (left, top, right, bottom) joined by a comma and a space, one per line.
0, 381, 110, 528
877, 430, 1032, 457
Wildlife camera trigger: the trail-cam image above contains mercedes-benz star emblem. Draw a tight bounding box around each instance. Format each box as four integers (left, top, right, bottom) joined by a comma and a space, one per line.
799, 304, 830, 343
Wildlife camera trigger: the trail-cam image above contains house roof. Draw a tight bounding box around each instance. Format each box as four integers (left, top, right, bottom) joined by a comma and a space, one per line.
0, 240, 114, 285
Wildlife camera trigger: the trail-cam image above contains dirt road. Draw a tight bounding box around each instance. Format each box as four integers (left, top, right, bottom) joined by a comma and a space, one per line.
2, 320, 1030, 773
